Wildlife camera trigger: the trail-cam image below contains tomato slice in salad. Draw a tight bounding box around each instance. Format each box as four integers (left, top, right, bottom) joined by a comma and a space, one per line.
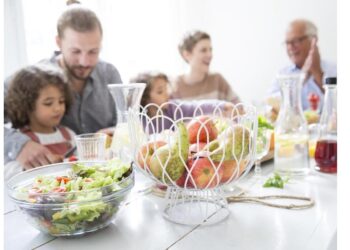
56, 176, 70, 184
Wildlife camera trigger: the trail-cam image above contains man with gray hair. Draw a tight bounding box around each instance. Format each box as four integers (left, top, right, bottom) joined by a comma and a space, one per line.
4, 5, 122, 170
268, 19, 336, 111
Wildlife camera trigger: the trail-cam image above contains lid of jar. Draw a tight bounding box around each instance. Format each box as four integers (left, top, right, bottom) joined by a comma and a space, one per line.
325, 77, 337, 85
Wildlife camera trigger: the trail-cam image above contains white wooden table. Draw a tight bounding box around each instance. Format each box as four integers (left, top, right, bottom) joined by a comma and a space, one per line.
4, 160, 337, 250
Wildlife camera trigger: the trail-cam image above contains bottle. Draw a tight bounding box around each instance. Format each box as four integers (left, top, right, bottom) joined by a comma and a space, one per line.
315, 77, 337, 173
274, 73, 310, 176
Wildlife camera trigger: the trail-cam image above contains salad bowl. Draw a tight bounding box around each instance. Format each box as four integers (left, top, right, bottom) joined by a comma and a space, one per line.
7, 160, 134, 237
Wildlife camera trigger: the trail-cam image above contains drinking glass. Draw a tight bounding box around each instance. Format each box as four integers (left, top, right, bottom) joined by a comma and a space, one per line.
75, 133, 107, 161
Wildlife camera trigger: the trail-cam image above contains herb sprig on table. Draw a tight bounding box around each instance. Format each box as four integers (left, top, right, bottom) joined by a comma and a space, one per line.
263, 173, 289, 189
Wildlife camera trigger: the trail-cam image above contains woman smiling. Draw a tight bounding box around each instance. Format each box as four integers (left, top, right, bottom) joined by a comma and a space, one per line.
172, 30, 241, 104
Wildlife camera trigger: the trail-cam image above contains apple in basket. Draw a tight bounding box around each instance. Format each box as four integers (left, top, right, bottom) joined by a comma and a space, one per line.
216, 159, 248, 184
187, 115, 218, 144
137, 140, 167, 169
176, 170, 193, 188
185, 157, 224, 189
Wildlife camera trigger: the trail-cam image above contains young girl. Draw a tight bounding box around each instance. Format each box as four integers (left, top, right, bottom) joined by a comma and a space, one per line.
131, 71, 233, 133
5, 64, 75, 178
173, 30, 241, 104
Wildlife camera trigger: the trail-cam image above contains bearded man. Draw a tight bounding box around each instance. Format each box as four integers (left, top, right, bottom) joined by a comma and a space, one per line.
4, 5, 122, 169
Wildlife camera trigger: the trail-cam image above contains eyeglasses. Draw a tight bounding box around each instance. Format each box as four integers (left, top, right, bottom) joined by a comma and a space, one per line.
284, 35, 309, 47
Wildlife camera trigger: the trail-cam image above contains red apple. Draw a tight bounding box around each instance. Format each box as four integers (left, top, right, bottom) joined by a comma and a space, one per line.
187, 116, 218, 144
176, 170, 193, 188
137, 140, 167, 169
187, 157, 223, 189
176, 171, 186, 187
216, 159, 248, 183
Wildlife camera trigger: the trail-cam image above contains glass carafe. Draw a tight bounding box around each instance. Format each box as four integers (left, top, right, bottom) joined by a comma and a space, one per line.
315, 77, 337, 173
274, 73, 310, 176
108, 83, 146, 162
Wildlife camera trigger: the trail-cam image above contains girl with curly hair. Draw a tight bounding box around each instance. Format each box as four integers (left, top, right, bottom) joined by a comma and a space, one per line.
5, 64, 75, 178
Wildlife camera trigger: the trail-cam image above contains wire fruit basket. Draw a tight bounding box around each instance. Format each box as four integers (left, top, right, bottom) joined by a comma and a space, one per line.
130, 101, 257, 225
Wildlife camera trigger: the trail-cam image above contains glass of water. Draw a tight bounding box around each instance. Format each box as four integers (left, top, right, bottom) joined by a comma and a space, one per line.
75, 133, 107, 161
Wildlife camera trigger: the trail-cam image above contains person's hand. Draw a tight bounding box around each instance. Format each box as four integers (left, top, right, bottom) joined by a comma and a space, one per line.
302, 37, 321, 74
265, 96, 281, 123
97, 127, 115, 136
97, 127, 115, 149
223, 102, 245, 118
16, 141, 63, 170
302, 37, 324, 90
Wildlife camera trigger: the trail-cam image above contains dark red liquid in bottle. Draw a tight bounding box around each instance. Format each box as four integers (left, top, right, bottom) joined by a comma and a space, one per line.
315, 140, 337, 173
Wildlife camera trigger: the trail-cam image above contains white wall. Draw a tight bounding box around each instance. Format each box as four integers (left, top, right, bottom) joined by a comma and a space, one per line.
5, 0, 336, 104
4, 0, 27, 77
206, 0, 337, 103
167, 0, 337, 103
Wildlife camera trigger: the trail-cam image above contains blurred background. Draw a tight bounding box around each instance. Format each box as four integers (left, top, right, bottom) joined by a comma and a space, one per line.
4, 0, 336, 103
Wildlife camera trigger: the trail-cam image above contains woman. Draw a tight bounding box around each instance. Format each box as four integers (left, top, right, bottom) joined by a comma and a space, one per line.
172, 30, 241, 104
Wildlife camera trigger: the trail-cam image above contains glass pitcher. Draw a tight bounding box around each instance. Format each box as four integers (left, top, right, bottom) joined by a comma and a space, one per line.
108, 83, 146, 162
274, 73, 310, 176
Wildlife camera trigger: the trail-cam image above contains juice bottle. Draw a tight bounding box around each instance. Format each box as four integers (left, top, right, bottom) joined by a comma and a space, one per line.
315, 140, 337, 173
314, 77, 337, 173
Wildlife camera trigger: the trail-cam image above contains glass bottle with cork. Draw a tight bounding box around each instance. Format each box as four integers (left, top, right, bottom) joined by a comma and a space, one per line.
314, 77, 337, 173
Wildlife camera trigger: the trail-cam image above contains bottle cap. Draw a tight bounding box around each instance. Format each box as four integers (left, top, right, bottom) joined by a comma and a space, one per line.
325, 77, 337, 85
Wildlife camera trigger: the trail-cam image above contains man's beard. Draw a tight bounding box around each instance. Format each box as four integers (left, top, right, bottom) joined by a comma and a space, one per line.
63, 58, 94, 81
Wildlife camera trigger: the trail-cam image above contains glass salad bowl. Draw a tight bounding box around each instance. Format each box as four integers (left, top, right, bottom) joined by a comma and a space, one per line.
6, 159, 134, 237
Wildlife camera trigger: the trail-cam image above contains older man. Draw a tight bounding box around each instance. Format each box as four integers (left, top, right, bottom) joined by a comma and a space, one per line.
4, 5, 122, 169
268, 19, 336, 111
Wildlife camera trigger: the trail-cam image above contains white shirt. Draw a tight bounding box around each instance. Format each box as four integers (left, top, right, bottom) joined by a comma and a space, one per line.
34, 127, 76, 146
269, 60, 337, 110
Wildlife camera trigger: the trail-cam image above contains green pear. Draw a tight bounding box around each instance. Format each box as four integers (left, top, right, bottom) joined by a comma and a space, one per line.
214, 118, 229, 134
149, 122, 189, 184
205, 124, 250, 162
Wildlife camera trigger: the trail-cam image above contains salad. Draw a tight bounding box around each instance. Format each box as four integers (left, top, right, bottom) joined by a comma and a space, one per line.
11, 159, 133, 236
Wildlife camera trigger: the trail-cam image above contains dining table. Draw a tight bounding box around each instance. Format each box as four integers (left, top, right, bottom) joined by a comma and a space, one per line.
4, 159, 337, 250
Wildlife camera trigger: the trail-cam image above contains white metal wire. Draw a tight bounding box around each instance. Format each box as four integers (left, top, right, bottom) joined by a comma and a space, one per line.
129, 101, 257, 225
